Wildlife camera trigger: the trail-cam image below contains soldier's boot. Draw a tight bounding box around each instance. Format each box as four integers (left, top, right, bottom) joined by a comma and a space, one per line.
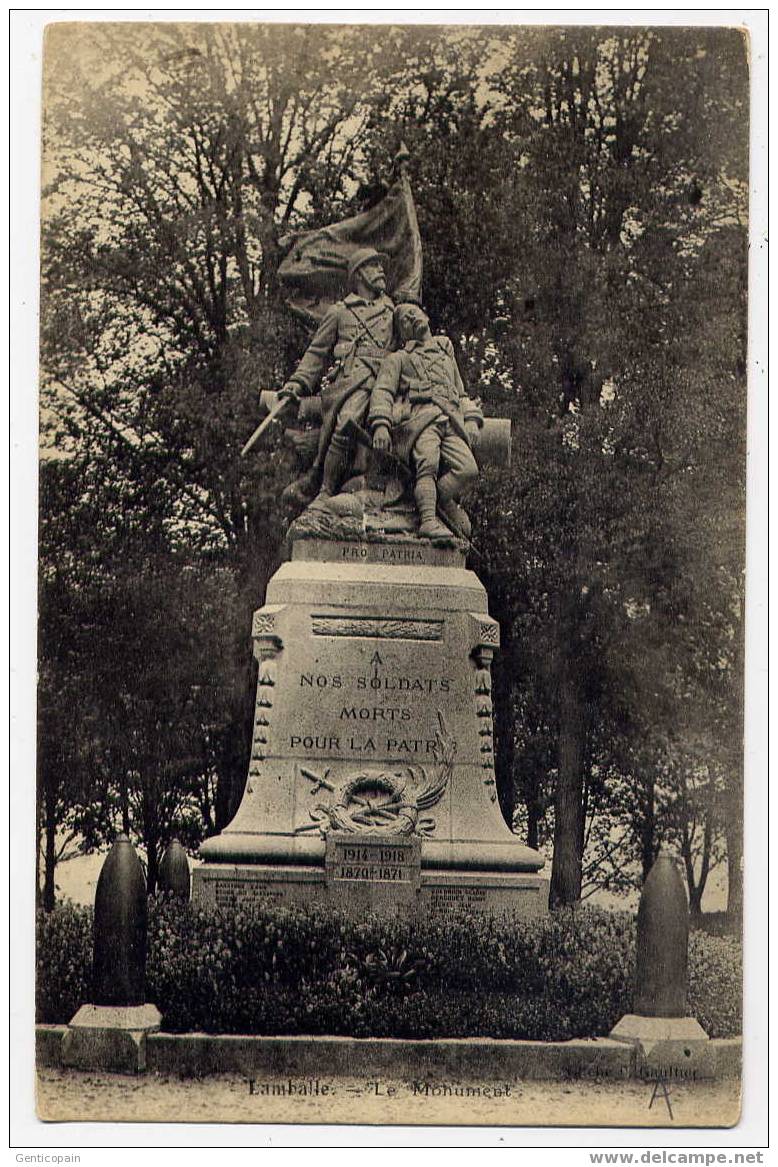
311, 436, 351, 507
415, 478, 453, 541
437, 471, 472, 539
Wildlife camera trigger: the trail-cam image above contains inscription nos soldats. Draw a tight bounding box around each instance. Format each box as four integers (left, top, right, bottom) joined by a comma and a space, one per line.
291, 668, 455, 757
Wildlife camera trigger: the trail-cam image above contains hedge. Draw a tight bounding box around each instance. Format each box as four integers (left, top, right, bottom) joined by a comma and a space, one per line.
36, 899, 742, 1041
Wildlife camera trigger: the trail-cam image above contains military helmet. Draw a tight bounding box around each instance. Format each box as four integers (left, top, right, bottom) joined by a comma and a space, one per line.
347, 246, 389, 288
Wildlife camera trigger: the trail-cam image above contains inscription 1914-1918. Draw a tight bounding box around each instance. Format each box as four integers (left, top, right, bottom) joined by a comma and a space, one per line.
334, 843, 411, 883
326, 834, 421, 889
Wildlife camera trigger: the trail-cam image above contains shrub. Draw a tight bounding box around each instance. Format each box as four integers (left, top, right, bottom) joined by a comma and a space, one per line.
688, 930, 742, 1037
692, 911, 741, 939
36, 899, 742, 1040
35, 902, 93, 1024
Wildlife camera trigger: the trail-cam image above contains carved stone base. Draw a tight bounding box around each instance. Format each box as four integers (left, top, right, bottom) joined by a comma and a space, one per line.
198, 535, 546, 916
197, 830, 545, 873
192, 861, 549, 921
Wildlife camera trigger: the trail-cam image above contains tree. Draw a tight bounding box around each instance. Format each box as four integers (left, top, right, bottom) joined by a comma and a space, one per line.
37, 451, 252, 896
41, 23, 408, 832
472, 27, 748, 906
39, 24, 748, 915
73, 554, 249, 893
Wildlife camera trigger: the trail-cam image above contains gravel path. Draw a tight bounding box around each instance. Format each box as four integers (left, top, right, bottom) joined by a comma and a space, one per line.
37, 1068, 740, 1128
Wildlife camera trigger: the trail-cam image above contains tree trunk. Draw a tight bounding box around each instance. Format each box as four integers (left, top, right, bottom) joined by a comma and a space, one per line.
725, 592, 745, 928
680, 828, 705, 923
688, 880, 704, 920
526, 800, 542, 851
215, 770, 236, 833
640, 769, 656, 881
121, 776, 130, 836
695, 791, 714, 917
145, 840, 159, 898
214, 712, 252, 830
491, 642, 517, 826
43, 795, 57, 912
550, 661, 586, 907
725, 810, 743, 927
140, 777, 159, 896
35, 795, 42, 910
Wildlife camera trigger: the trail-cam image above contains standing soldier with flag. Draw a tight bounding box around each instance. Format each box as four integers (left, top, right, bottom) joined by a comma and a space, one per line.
278, 247, 395, 505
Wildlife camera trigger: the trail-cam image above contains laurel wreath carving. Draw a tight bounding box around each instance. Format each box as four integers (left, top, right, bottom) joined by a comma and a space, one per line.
296, 711, 455, 837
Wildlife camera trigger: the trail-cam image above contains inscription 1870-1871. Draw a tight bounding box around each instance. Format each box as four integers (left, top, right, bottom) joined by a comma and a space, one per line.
325, 835, 421, 888
334, 843, 411, 883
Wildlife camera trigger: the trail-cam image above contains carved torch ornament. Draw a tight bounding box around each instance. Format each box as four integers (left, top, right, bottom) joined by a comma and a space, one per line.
296, 712, 455, 837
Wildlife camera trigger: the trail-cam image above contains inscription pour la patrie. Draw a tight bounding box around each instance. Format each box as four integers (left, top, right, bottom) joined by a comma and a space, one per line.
290, 657, 454, 757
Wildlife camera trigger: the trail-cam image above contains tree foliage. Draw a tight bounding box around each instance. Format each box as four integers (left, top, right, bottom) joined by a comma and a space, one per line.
39, 23, 747, 914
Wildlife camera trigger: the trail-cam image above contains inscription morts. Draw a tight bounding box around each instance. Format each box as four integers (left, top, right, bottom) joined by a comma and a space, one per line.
325, 833, 421, 890
284, 639, 467, 763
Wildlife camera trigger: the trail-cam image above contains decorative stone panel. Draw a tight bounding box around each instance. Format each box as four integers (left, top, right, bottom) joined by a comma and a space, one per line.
311, 615, 444, 641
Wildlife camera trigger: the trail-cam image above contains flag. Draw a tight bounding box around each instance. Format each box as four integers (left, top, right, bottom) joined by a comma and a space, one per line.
278, 172, 422, 327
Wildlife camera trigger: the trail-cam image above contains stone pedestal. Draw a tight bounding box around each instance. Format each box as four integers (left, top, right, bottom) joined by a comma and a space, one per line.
195, 535, 547, 918
609, 1014, 712, 1080
62, 1004, 162, 1073
193, 861, 547, 920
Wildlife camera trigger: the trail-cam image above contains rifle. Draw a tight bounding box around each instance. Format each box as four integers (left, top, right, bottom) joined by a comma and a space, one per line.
341, 418, 483, 560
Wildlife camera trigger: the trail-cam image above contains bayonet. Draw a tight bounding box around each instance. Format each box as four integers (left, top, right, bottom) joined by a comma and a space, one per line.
241, 392, 297, 458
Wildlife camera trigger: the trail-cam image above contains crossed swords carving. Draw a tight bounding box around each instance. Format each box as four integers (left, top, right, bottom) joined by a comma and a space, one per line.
296, 766, 415, 831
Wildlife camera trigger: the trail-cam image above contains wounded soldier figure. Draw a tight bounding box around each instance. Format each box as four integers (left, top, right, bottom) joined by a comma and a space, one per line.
369, 301, 483, 541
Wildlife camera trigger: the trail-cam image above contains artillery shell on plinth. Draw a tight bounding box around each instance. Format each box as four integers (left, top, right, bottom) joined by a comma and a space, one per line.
158, 840, 191, 900
634, 851, 689, 1017
62, 834, 161, 1072
93, 834, 148, 1007
610, 851, 710, 1075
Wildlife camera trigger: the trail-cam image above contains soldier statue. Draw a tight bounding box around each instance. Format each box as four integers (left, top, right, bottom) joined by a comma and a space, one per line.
368, 301, 483, 542
279, 247, 395, 505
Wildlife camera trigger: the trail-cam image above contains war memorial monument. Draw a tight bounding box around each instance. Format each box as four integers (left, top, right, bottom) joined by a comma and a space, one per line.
193, 159, 548, 919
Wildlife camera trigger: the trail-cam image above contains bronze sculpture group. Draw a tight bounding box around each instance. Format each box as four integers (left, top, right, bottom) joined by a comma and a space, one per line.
273, 247, 484, 546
